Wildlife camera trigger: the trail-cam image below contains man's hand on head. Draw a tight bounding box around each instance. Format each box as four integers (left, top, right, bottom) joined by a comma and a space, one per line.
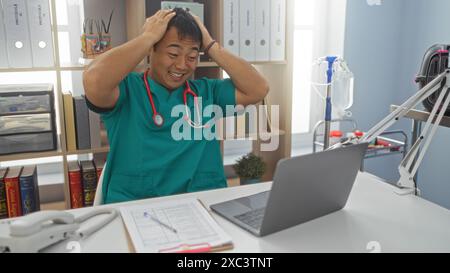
141, 9, 176, 50
190, 13, 214, 51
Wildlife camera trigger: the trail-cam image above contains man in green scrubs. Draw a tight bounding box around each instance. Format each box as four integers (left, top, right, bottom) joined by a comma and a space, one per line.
83, 8, 269, 204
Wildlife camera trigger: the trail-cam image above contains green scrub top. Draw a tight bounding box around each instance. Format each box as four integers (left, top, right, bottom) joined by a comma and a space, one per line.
88, 72, 236, 204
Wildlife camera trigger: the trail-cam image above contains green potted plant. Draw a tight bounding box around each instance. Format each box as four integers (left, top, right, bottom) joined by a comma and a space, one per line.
233, 153, 266, 185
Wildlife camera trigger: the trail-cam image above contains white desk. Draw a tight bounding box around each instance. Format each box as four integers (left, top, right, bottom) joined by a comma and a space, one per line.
45, 172, 450, 253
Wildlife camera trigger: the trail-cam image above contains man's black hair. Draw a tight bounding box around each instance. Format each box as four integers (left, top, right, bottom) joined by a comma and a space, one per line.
166, 8, 203, 48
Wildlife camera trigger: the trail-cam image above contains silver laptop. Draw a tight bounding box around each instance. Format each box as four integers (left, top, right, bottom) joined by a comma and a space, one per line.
210, 143, 369, 237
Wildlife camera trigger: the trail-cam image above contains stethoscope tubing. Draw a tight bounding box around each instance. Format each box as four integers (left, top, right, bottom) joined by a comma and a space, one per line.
143, 70, 207, 128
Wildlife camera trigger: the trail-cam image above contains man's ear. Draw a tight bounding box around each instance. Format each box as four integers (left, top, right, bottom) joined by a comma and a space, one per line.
148, 45, 156, 59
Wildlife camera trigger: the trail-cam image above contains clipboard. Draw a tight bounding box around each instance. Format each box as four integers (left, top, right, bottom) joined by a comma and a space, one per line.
120, 198, 234, 253
159, 242, 233, 253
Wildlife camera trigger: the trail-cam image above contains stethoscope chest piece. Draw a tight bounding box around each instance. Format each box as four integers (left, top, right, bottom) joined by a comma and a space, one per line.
153, 114, 164, 127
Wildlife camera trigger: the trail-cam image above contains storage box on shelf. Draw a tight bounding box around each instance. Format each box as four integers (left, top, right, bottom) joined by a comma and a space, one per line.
0, 84, 58, 156
0, 0, 112, 210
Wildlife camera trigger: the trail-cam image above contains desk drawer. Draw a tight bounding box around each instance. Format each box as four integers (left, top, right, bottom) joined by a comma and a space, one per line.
0, 132, 56, 155
0, 114, 52, 135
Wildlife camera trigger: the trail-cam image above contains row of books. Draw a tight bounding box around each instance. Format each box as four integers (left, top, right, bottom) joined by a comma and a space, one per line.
68, 159, 105, 209
0, 165, 40, 219
62, 92, 109, 151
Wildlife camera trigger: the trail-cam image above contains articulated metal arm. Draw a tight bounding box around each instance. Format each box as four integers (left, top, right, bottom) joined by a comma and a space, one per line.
332, 69, 450, 195
359, 70, 449, 143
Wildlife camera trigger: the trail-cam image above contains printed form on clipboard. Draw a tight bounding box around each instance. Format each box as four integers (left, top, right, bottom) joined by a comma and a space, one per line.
120, 198, 233, 253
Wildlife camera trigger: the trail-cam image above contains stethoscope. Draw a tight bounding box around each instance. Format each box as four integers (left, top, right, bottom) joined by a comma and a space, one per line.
143, 70, 208, 128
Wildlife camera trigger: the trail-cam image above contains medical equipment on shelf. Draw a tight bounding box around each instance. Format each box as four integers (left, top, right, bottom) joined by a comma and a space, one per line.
330, 67, 450, 196
311, 56, 354, 149
143, 70, 208, 128
0, 208, 118, 253
312, 118, 408, 173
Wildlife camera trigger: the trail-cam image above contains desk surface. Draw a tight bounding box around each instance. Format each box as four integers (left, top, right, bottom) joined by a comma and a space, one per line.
46, 172, 450, 253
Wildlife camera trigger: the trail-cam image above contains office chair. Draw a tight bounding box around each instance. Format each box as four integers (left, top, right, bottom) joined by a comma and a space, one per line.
93, 162, 107, 206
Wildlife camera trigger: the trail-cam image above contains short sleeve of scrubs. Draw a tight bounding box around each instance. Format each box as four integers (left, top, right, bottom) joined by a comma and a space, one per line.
86, 72, 141, 119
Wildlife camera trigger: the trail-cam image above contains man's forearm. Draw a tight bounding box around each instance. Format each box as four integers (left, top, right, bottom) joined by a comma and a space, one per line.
207, 42, 269, 100
84, 34, 156, 95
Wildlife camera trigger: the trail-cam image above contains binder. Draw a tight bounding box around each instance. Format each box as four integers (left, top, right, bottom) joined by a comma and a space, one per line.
239, 0, 255, 61
88, 109, 101, 149
2, 0, 33, 68
224, 116, 235, 139
255, 0, 270, 61
62, 91, 77, 151
223, 0, 239, 56
236, 115, 246, 139
73, 95, 91, 150
26, 0, 54, 67
0, 3, 9, 68
270, 0, 286, 61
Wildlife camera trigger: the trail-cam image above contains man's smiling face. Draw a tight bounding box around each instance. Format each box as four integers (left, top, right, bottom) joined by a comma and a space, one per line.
150, 27, 200, 91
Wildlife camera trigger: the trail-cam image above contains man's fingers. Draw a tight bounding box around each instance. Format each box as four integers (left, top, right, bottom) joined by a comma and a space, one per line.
146, 10, 174, 23
155, 9, 168, 19
163, 9, 176, 18
161, 9, 174, 16
164, 11, 176, 21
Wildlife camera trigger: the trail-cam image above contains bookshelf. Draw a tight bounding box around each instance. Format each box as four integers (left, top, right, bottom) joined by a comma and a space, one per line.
0, 0, 91, 210
0, 0, 293, 209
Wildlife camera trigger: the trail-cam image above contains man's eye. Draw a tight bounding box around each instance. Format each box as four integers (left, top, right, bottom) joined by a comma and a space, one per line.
188, 56, 197, 62
168, 53, 178, 58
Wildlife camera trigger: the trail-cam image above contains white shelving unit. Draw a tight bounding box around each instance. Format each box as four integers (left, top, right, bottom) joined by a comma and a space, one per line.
0, 0, 294, 209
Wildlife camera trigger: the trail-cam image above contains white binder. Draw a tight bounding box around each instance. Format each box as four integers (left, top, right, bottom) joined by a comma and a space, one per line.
239, 0, 255, 61
255, 0, 270, 61
270, 0, 285, 61
0, 2, 9, 68
26, 0, 54, 67
2, 0, 33, 68
223, 0, 239, 56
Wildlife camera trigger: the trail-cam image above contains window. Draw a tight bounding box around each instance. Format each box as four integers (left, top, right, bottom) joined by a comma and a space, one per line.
291, 0, 347, 155
292, 0, 315, 135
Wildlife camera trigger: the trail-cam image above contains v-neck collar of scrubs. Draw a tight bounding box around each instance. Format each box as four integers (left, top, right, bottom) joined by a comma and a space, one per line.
145, 74, 185, 103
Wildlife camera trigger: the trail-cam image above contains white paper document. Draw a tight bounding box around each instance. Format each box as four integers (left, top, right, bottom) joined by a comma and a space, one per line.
120, 198, 233, 253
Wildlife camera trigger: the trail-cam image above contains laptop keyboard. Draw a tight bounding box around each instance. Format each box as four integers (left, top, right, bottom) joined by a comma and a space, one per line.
234, 207, 266, 229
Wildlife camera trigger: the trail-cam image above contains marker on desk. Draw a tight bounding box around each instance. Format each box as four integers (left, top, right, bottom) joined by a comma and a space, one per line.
143, 212, 178, 233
